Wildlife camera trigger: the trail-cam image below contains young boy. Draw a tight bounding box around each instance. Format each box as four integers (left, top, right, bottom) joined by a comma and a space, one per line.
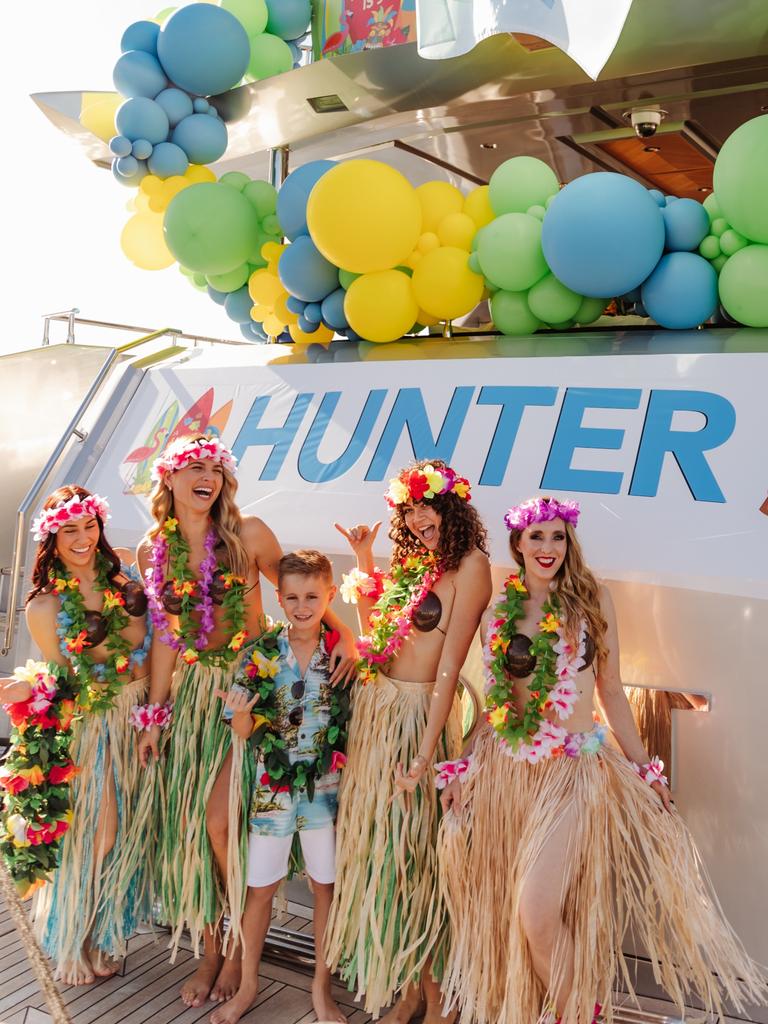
212, 550, 349, 1024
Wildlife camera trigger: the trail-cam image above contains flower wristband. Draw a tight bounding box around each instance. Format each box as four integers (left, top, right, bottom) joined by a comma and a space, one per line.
129, 701, 173, 731
632, 755, 668, 788
434, 755, 473, 790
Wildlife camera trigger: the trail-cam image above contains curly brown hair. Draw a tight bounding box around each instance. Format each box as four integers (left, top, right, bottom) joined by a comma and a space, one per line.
388, 459, 489, 572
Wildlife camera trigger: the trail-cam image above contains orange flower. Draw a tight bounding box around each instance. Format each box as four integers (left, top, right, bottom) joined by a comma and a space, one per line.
58, 700, 76, 731
102, 589, 126, 611
65, 630, 91, 654
172, 580, 197, 598
229, 630, 248, 653
114, 655, 130, 674
182, 648, 199, 665
539, 613, 560, 634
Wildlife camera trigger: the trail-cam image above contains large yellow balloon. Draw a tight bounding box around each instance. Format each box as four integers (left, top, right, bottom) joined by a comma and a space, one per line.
437, 212, 477, 251
248, 269, 284, 306
121, 213, 174, 270
412, 246, 484, 320
344, 270, 419, 343
416, 181, 464, 233
463, 185, 495, 228
306, 161, 422, 274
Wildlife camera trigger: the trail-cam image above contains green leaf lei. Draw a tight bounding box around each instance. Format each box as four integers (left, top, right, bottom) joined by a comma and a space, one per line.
54, 553, 134, 714
236, 622, 351, 800
485, 571, 564, 750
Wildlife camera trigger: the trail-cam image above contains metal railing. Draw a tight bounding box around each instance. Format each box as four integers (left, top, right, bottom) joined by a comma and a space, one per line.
40, 312, 249, 348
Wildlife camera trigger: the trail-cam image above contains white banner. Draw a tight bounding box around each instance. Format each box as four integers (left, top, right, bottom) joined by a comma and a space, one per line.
87, 349, 768, 599
415, 0, 634, 79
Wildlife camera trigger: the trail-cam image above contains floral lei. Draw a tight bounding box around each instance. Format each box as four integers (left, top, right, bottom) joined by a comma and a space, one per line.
347, 552, 443, 684
54, 553, 144, 714
484, 571, 585, 763
0, 661, 79, 898
237, 622, 350, 799
145, 517, 248, 666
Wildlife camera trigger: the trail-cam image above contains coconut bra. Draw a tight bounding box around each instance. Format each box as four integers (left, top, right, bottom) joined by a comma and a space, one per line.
505, 630, 596, 678
412, 591, 446, 634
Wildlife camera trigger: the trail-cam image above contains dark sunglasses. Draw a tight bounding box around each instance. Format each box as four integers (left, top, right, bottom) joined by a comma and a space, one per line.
288, 707, 304, 727
291, 679, 306, 700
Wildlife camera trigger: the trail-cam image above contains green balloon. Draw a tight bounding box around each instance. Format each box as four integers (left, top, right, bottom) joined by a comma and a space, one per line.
164, 183, 260, 275
219, 171, 251, 192
526, 204, 546, 221
490, 290, 541, 336
702, 193, 722, 222
243, 180, 278, 218
718, 244, 768, 325
710, 217, 728, 238
248, 32, 293, 81
477, 213, 548, 292
719, 228, 748, 257
247, 224, 275, 264
339, 269, 361, 289
489, 157, 559, 215
711, 254, 728, 273
192, 272, 207, 290
468, 251, 481, 274
698, 235, 721, 260
262, 213, 281, 235
548, 320, 575, 331
713, 114, 768, 243
221, 0, 268, 37
206, 262, 250, 292
527, 273, 582, 324
574, 296, 607, 324
545, 193, 557, 209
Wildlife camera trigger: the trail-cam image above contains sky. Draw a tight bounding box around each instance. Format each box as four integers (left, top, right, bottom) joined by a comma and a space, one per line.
2, 1, 243, 357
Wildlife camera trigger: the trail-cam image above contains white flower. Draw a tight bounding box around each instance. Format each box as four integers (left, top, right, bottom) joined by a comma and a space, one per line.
340, 568, 375, 605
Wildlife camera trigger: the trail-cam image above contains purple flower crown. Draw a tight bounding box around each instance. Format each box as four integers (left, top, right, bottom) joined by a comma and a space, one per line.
503, 497, 580, 532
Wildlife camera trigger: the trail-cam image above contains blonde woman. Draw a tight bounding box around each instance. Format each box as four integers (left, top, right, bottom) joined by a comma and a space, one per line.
135, 435, 356, 1009
438, 497, 766, 1024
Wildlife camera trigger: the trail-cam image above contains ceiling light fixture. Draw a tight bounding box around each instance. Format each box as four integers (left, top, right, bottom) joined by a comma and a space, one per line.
480, 142, 497, 149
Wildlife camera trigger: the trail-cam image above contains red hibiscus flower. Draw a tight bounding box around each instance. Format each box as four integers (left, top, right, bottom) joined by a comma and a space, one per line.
6, 700, 32, 728
324, 629, 340, 655
330, 751, 347, 772
0, 774, 29, 795
48, 762, 78, 785
407, 471, 429, 501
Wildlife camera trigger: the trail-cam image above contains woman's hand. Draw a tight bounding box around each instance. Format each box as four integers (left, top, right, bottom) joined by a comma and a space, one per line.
394, 755, 428, 795
214, 686, 260, 739
440, 778, 463, 815
138, 725, 161, 767
0, 678, 31, 703
651, 780, 673, 812
333, 521, 381, 559
328, 632, 358, 687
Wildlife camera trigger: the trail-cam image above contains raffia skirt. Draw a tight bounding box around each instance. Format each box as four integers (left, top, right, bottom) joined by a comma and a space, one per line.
135, 659, 254, 957
325, 670, 462, 1018
438, 726, 766, 1024
34, 675, 150, 972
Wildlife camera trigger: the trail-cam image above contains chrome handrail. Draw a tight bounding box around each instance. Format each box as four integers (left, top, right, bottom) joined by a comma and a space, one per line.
40, 313, 248, 348
1, 327, 178, 656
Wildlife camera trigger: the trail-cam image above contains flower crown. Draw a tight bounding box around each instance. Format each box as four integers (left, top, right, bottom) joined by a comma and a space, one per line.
385, 463, 471, 507
151, 436, 238, 484
31, 494, 111, 542
504, 497, 580, 532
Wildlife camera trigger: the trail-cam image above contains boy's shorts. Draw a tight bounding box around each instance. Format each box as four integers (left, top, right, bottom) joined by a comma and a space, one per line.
247, 825, 336, 887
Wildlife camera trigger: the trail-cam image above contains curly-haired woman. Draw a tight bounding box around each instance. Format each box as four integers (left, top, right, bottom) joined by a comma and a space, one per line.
437, 497, 766, 1024
24, 485, 151, 984
326, 459, 492, 1023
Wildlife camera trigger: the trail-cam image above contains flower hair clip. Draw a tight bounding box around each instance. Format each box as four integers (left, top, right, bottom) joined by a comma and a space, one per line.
385, 464, 471, 507
151, 435, 238, 484
504, 497, 580, 532
31, 494, 111, 542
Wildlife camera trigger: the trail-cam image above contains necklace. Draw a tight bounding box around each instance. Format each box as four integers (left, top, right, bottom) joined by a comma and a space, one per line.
145, 517, 248, 665
484, 571, 584, 761
356, 552, 443, 684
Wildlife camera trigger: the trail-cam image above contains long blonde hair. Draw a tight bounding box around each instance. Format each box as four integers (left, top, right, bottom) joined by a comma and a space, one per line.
508, 520, 608, 668
146, 436, 250, 578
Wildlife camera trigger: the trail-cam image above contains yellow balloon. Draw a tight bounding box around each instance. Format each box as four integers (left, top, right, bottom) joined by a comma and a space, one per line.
405, 250, 422, 269
121, 213, 175, 270
307, 160, 422, 274
437, 212, 477, 251
185, 165, 217, 184
289, 323, 333, 345
417, 309, 440, 327
417, 232, 440, 254
248, 269, 284, 306
134, 191, 152, 213
141, 175, 164, 197
80, 92, 121, 142
412, 246, 484, 320
274, 294, 299, 324
416, 181, 464, 233
463, 185, 495, 228
344, 270, 419, 343
262, 313, 286, 337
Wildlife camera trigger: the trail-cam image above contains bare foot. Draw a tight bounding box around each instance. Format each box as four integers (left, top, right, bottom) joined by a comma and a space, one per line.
209, 982, 258, 1024
89, 947, 121, 978
181, 954, 223, 1007
211, 954, 242, 1003
311, 976, 348, 1023
59, 952, 96, 986
379, 986, 425, 1024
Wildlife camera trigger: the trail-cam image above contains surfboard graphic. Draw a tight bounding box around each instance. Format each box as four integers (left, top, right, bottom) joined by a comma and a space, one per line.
206, 399, 233, 438
122, 399, 179, 494
165, 387, 214, 447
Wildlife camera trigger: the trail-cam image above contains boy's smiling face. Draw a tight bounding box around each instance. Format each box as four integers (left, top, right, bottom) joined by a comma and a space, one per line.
277, 572, 336, 633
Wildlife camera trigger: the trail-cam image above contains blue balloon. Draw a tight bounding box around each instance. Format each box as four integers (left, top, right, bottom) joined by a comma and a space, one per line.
113, 50, 168, 99
155, 87, 194, 127
298, 315, 320, 334
111, 157, 148, 187
224, 285, 255, 324
265, 0, 312, 40
132, 138, 153, 160
288, 41, 301, 63
172, 113, 227, 165
641, 252, 718, 329
661, 198, 710, 252
286, 296, 306, 315
278, 235, 339, 302
648, 189, 666, 207
276, 160, 335, 241
542, 173, 665, 298
121, 21, 160, 55
115, 97, 169, 144
303, 302, 322, 324
321, 288, 348, 329
157, 4, 249, 97
116, 155, 139, 176
148, 141, 189, 178
109, 134, 132, 157
208, 285, 228, 306
193, 98, 210, 113
240, 322, 266, 342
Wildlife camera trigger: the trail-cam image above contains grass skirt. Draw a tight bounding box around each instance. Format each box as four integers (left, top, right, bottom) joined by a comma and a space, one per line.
34, 675, 150, 972
148, 659, 254, 957
325, 670, 462, 1018
438, 727, 766, 1024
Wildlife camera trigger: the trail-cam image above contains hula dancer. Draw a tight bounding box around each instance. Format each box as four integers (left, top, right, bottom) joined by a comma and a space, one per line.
327, 459, 492, 1022
135, 435, 356, 1008
22, 485, 151, 984
437, 497, 767, 1024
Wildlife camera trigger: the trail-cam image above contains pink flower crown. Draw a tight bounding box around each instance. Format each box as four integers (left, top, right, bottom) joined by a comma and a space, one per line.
31, 494, 111, 542
151, 436, 238, 484
503, 497, 580, 532
385, 463, 472, 508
